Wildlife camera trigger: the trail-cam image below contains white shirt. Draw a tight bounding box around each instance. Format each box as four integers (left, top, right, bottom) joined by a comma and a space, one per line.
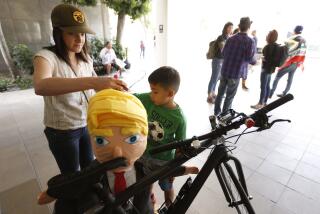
99, 47, 117, 65
34, 49, 96, 130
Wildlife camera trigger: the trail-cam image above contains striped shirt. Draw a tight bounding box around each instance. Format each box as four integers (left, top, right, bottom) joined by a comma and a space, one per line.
221, 32, 256, 79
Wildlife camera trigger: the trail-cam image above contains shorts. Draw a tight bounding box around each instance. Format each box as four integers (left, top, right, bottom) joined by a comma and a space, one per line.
137, 155, 173, 191
158, 178, 173, 191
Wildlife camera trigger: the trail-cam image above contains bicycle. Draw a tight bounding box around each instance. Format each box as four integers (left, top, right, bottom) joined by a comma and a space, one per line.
45, 94, 293, 214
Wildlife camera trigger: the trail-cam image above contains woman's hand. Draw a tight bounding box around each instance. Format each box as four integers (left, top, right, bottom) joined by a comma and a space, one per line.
94, 76, 128, 92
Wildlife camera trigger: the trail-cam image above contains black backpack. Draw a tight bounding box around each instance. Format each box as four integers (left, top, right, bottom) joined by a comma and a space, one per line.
206, 40, 218, 59
273, 44, 289, 67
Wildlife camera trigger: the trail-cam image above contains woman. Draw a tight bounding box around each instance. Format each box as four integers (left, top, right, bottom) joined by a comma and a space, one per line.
251, 30, 278, 109
33, 4, 127, 174
207, 22, 233, 104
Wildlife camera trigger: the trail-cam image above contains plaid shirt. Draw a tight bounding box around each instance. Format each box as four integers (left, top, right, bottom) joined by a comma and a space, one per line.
221, 33, 256, 79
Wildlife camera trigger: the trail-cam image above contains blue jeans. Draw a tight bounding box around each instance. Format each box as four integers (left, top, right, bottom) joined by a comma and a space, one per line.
208, 58, 223, 94
270, 63, 298, 97
259, 69, 272, 104
214, 76, 240, 115
44, 127, 94, 174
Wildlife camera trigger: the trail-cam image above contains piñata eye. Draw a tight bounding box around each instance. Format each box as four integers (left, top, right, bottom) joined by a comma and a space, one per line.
125, 134, 140, 144
95, 136, 109, 146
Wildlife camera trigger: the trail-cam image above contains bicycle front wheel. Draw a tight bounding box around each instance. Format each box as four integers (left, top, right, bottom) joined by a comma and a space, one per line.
217, 162, 255, 214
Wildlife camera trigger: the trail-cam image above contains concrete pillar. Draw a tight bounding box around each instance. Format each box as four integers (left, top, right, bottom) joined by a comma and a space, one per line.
153, 0, 168, 67
99, 1, 111, 42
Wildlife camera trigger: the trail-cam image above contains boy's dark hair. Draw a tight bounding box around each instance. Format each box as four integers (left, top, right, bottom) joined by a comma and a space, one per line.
46, 27, 89, 66
148, 66, 180, 93
239, 17, 252, 32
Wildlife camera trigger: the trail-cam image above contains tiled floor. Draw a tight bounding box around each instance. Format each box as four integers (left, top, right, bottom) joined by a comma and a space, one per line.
0, 57, 320, 213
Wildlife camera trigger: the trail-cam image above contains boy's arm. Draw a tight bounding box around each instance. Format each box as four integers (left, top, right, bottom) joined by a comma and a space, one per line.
174, 116, 187, 157
175, 116, 187, 141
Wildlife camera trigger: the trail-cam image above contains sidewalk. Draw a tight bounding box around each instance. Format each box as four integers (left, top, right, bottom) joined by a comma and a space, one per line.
0, 58, 320, 213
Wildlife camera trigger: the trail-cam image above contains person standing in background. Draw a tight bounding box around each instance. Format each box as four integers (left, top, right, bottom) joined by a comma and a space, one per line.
214, 17, 256, 116
207, 22, 233, 104
269, 25, 307, 98
241, 29, 258, 91
251, 30, 278, 109
140, 40, 146, 58
251, 30, 258, 51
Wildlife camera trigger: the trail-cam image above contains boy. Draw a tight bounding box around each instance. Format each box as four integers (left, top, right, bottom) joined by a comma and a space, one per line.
135, 66, 198, 207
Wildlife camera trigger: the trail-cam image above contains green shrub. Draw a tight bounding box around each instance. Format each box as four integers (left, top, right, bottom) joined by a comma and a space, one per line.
0, 78, 12, 91
112, 42, 125, 60
14, 76, 33, 90
88, 37, 104, 65
10, 44, 34, 75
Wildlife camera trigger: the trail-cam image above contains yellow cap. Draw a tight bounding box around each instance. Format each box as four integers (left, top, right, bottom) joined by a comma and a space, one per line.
87, 89, 148, 136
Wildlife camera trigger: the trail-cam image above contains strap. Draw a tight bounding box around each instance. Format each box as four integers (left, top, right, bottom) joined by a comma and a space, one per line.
70, 65, 89, 103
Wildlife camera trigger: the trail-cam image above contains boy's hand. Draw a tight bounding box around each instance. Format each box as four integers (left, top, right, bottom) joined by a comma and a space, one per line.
175, 148, 183, 157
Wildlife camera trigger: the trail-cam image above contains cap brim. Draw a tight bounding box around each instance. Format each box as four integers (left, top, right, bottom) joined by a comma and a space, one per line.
60, 26, 95, 35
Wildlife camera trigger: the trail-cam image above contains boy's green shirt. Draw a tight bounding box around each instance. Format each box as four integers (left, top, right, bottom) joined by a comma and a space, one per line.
135, 93, 186, 161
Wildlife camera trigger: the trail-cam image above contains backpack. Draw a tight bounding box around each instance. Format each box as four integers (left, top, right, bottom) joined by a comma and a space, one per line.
273, 44, 289, 67
206, 40, 218, 59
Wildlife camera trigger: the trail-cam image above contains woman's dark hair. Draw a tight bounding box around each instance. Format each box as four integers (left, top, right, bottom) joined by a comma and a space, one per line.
148, 66, 180, 93
47, 27, 89, 66
222, 22, 233, 35
266, 30, 278, 44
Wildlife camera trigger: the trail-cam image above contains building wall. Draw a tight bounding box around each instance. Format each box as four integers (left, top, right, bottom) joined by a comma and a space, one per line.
152, 0, 167, 68
0, 0, 110, 72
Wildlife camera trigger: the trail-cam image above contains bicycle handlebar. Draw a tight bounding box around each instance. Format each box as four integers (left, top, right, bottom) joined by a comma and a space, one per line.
149, 94, 293, 155
250, 93, 293, 119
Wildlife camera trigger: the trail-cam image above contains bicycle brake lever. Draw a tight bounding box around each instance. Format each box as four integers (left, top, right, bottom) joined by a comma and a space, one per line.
256, 119, 291, 132
269, 119, 291, 127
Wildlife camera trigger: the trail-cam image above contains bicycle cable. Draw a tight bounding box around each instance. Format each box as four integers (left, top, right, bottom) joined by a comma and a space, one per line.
224, 129, 259, 141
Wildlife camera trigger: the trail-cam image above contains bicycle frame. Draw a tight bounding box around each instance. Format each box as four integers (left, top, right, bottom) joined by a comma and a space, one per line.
105, 139, 253, 214
165, 143, 253, 213
216, 154, 250, 206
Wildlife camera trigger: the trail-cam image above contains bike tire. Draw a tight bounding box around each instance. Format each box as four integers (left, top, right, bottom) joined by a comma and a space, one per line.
218, 162, 255, 214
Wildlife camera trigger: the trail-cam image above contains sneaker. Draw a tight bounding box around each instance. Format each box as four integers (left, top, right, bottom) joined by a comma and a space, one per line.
242, 85, 249, 91
250, 103, 264, 110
